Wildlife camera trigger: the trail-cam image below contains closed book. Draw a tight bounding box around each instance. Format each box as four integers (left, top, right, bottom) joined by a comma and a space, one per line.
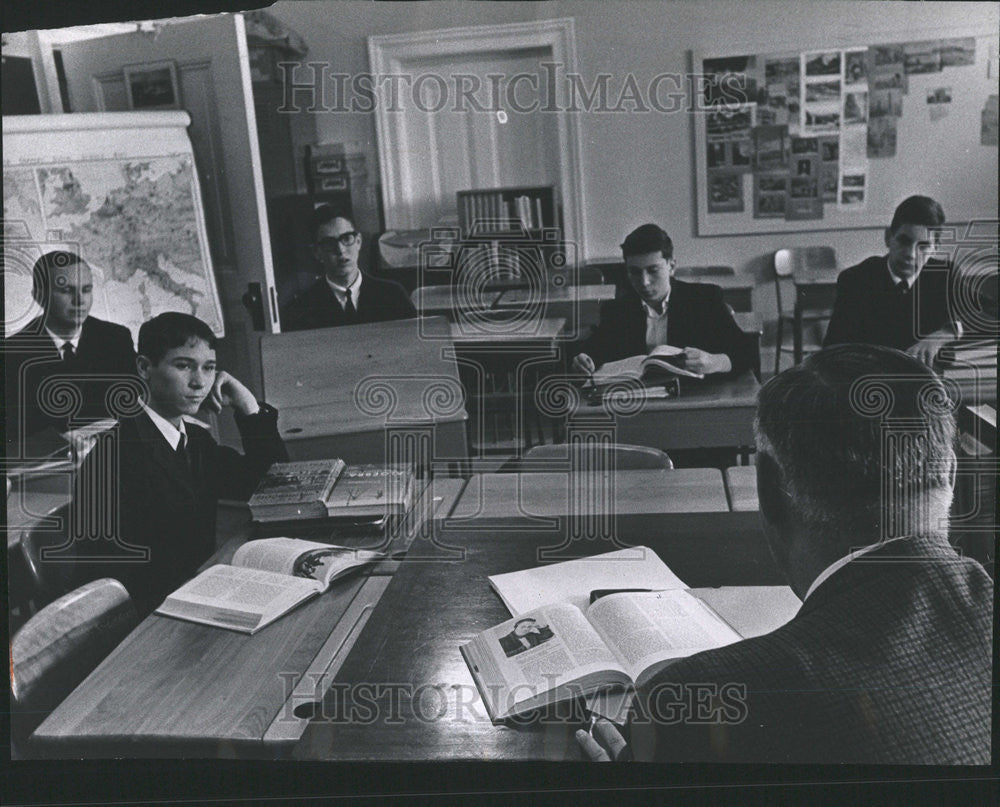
325, 464, 415, 519
249, 459, 346, 522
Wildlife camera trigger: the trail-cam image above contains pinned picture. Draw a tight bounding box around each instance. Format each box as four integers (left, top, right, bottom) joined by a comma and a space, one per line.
805, 52, 841, 77
867, 117, 897, 157
805, 80, 841, 103
123, 61, 181, 110
939, 38, 975, 67
821, 164, 839, 202
730, 139, 754, 172
707, 141, 728, 169
707, 172, 745, 213
870, 88, 903, 118
843, 92, 868, 125
905, 41, 942, 74
804, 109, 840, 133
844, 51, 868, 85
819, 136, 839, 162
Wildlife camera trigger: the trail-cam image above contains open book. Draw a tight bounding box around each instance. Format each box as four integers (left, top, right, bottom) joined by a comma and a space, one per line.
461, 590, 748, 723
155, 538, 383, 634
591, 345, 704, 386
471, 547, 801, 722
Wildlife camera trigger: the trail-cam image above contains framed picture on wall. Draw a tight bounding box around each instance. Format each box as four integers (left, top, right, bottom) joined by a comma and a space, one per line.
123, 61, 180, 109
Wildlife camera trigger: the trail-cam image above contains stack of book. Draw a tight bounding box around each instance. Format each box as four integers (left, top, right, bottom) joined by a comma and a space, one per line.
937, 339, 997, 382
248, 460, 417, 533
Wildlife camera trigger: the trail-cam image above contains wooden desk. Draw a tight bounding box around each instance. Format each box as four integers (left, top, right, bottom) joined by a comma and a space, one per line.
449, 317, 565, 344
495, 284, 614, 336
293, 511, 783, 761
450, 469, 728, 520
261, 317, 468, 464
28, 478, 452, 758
707, 274, 754, 312
412, 286, 503, 318
570, 372, 759, 453
724, 465, 759, 512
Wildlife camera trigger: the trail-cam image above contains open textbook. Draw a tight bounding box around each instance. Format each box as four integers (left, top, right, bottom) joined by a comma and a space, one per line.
591, 345, 704, 385
156, 538, 383, 634
466, 547, 801, 722
462, 590, 748, 723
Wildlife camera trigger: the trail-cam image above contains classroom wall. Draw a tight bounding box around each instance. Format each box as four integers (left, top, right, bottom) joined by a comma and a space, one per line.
270, 0, 999, 322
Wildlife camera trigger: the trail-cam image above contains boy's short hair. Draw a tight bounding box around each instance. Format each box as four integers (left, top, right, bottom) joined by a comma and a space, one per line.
138, 312, 217, 364
313, 204, 356, 238
889, 195, 945, 232
621, 224, 673, 260
31, 251, 87, 307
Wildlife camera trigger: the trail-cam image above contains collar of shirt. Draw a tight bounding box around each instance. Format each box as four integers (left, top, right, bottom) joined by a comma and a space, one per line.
803, 535, 908, 602
641, 294, 670, 319
886, 257, 916, 290
142, 402, 187, 451
45, 327, 82, 353
325, 272, 363, 307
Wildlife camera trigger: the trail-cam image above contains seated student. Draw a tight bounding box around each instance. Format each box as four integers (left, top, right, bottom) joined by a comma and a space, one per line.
578, 344, 992, 765
4, 251, 137, 456
70, 312, 289, 615
823, 195, 961, 366
281, 206, 416, 331
571, 224, 752, 377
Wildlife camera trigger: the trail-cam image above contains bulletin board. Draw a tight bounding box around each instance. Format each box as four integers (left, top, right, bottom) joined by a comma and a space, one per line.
693, 29, 999, 236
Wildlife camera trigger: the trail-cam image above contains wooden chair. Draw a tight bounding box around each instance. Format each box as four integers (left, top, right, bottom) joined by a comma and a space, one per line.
773, 247, 837, 374
10, 578, 137, 755
503, 442, 673, 473
20, 503, 82, 613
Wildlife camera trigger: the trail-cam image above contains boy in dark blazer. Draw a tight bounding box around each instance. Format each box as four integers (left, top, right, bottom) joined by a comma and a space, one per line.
823, 195, 961, 366
70, 312, 288, 615
572, 224, 752, 377
4, 251, 137, 457
578, 345, 992, 765
281, 206, 415, 331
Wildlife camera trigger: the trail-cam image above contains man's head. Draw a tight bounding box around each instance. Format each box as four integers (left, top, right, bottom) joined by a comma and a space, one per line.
513, 618, 540, 637
754, 344, 957, 592
313, 206, 362, 286
136, 312, 218, 424
621, 224, 675, 306
32, 251, 93, 335
884, 195, 945, 283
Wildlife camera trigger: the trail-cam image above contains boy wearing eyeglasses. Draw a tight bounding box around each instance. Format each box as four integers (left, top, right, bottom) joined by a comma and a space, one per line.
281, 205, 416, 331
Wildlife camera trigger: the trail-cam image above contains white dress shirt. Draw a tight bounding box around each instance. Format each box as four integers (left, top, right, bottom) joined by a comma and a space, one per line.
142, 403, 187, 451
326, 272, 363, 311
642, 295, 670, 352
45, 327, 82, 356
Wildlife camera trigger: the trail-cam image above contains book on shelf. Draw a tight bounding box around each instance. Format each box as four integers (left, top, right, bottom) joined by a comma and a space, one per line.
591, 345, 705, 386
155, 537, 383, 634
249, 459, 346, 522
461, 547, 801, 722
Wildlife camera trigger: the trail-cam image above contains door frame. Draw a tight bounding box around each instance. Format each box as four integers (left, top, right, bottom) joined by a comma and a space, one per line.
368, 17, 585, 255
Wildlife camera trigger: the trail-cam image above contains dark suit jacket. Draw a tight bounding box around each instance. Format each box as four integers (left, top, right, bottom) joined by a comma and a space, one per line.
70, 406, 289, 615
4, 316, 137, 457
578, 280, 753, 376
823, 256, 954, 351
281, 274, 416, 332
637, 536, 992, 764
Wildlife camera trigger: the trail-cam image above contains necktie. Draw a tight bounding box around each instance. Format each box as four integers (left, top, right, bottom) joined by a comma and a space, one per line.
344, 289, 357, 317
61, 342, 76, 363
176, 433, 191, 472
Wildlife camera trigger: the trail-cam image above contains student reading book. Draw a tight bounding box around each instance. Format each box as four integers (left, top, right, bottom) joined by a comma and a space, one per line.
461, 590, 748, 723
156, 538, 382, 634
590, 345, 704, 387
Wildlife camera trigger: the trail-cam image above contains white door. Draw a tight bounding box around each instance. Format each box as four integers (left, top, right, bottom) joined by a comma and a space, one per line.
58, 14, 277, 409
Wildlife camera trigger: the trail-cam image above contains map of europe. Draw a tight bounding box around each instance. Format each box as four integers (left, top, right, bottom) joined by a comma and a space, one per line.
3, 156, 224, 338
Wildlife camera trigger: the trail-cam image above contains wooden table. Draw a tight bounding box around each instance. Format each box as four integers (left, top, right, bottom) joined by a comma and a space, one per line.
28, 478, 455, 758
293, 511, 784, 761
570, 371, 759, 454
412, 285, 503, 318
449, 469, 729, 520
724, 465, 759, 512
261, 317, 468, 464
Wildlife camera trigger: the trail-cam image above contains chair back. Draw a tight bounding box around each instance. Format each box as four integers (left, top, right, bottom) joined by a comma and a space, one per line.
20, 503, 80, 609
511, 442, 673, 472
11, 578, 137, 749
774, 247, 837, 277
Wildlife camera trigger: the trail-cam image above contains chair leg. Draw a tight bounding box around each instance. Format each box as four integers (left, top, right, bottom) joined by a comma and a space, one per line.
793, 306, 803, 366
774, 317, 784, 375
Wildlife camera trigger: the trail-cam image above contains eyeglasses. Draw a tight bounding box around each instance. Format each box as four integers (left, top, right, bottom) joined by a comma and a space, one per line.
316, 232, 360, 250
